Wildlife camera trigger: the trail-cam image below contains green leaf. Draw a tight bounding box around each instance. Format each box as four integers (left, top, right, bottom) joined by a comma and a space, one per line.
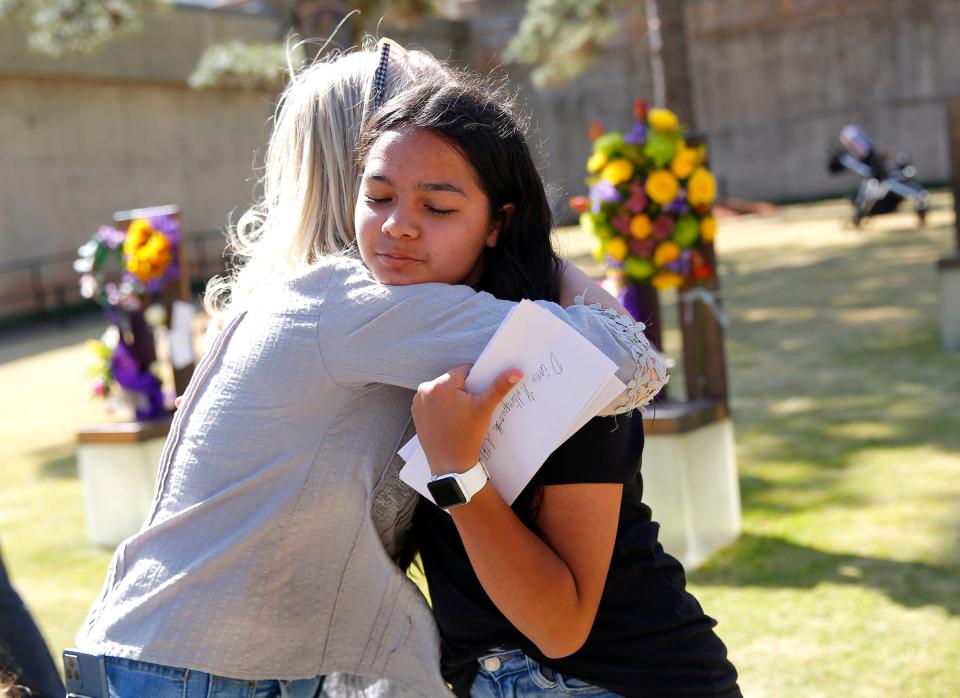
644, 131, 677, 168
672, 215, 700, 248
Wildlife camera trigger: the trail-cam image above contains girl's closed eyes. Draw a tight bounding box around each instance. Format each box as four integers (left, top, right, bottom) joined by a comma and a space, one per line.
355, 127, 501, 288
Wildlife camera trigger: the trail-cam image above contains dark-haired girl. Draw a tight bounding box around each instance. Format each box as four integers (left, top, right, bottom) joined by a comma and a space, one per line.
359, 82, 741, 697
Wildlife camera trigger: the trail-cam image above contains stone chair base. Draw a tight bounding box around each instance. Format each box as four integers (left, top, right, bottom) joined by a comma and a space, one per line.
642, 400, 741, 570
76, 419, 170, 548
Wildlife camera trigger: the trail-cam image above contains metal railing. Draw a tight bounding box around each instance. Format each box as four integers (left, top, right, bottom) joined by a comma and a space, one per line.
0, 230, 229, 327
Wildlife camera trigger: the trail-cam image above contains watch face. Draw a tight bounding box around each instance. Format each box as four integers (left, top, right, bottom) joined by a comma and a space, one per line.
427, 476, 468, 509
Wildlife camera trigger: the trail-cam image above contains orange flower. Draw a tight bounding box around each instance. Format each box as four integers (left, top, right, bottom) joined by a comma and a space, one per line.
605, 237, 629, 261
700, 216, 717, 243
629, 214, 652, 239
687, 168, 717, 207
645, 169, 680, 205
587, 151, 608, 174
633, 97, 648, 121
653, 241, 681, 266
648, 108, 679, 133
652, 271, 685, 290
569, 195, 590, 214
601, 158, 634, 185
122, 218, 153, 257
671, 146, 698, 180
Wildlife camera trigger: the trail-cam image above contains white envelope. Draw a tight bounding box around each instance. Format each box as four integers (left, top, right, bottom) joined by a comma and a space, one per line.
399, 300, 626, 505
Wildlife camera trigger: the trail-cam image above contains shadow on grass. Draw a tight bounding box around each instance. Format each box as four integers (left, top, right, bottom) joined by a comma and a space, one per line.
693, 533, 960, 616
33, 444, 78, 479
721, 221, 960, 482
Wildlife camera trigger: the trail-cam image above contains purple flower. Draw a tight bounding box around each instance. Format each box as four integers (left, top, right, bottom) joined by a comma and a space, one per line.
110, 338, 165, 420
665, 190, 690, 215
590, 180, 621, 203
95, 225, 126, 250
590, 180, 622, 213
149, 214, 181, 245
666, 250, 693, 276
625, 123, 646, 145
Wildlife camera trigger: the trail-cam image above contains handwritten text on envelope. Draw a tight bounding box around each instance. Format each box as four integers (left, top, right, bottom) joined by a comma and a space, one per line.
399, 300, 626, 505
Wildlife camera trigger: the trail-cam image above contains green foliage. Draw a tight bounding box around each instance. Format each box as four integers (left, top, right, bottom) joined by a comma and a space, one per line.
503, 0, 619, 88
0, 0, 434, 90
189, 40, 305, 90
0, 0, 168, 56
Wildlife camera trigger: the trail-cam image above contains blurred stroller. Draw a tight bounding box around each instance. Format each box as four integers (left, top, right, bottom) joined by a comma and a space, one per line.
827, 124, 929, 226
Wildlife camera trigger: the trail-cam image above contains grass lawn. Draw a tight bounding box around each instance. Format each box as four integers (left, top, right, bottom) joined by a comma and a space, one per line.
1, 194, 959, 696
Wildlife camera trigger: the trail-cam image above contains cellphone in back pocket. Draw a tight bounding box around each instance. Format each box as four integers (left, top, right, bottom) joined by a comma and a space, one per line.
63, 649, 107, 698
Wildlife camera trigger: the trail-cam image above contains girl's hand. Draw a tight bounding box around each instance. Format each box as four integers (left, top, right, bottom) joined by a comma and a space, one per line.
413, 364, 622, 658
412, 366, 521, 475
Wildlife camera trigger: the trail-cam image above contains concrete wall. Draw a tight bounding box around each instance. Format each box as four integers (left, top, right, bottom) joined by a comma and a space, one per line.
685, 0, 960, 200
4, 0, 960, 272
0, 6, 279, 264
456, 0, 960, 208
0, 6, 466, 319
0, 8, 467, 265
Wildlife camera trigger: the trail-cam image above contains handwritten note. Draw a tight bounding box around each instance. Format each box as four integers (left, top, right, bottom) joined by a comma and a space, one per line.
399, 300, 626, 505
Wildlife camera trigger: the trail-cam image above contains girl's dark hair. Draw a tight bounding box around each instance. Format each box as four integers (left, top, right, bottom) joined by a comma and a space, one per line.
363, 79, 562, 567
358, 76, 564, 303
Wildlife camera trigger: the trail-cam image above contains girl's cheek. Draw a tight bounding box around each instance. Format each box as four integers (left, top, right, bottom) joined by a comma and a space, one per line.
355, 208, 381, 239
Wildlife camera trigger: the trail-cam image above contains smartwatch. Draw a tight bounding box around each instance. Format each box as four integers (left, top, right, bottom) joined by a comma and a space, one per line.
427, 461, 490, 509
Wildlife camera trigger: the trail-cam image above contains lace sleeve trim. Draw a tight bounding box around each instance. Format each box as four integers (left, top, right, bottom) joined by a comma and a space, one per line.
574, 293, 670, 414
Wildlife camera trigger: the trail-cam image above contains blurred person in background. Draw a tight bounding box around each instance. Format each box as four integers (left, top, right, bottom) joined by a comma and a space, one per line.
0, 543, 65, 697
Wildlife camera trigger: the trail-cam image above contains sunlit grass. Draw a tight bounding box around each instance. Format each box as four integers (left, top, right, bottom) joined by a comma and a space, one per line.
1, 194, 958, 695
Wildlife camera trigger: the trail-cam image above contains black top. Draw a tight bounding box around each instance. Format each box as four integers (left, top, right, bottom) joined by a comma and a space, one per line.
415, 413, 741, 698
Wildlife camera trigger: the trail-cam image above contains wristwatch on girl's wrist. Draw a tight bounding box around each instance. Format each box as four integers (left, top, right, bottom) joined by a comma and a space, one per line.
427, 461, 489, 509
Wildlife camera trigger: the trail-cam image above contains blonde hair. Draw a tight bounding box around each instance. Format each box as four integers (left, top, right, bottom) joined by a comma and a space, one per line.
204, 42, 445, 321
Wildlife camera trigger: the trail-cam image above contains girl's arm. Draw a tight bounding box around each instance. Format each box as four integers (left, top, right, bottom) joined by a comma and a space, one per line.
557, 260, 628, 313
412, 366, 624, 658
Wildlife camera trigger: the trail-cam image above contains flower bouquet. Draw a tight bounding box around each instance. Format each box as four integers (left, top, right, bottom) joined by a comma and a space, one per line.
75, 212, 181, 420
572, 99, 718, 293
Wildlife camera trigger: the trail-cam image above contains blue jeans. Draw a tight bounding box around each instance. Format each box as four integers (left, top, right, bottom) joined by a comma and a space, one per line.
104, 656, 324, 698
470, 649, 618, 697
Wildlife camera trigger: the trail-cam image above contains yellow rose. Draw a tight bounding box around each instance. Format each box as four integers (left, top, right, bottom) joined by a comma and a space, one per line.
649, 108, 679, 133
671, 147, 697, 180
652, 271, 685, 290
605, 237, 629, 261
700, 216, 717, 243
629, 214, 652, 239
688, 168, 717, 207
645, 169, 680, 205
123, 219, 153, 256
601, 158, 634, 186
653, 241, 681, 266
591, 237, 605, 261
587, 151, 608, 174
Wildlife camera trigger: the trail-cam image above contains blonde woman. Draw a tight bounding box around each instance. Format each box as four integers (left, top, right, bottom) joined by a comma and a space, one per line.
76, 44, 666, 697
